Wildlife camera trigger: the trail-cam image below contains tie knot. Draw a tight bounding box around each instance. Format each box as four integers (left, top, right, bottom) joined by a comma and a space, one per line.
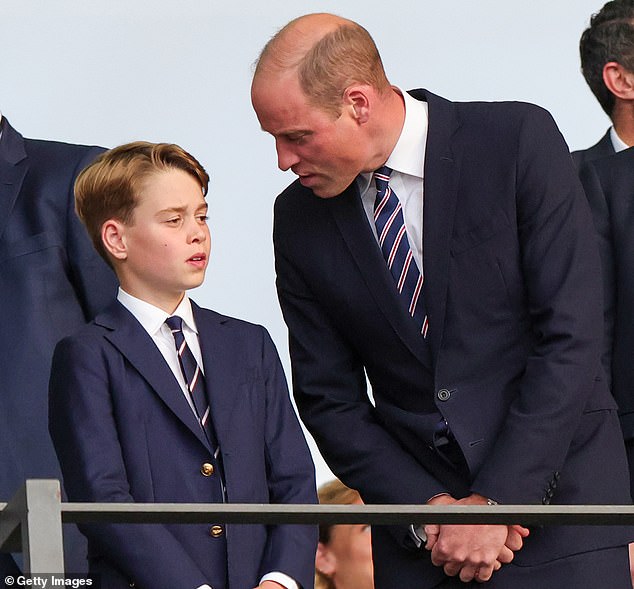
373, 166, 392, 191
165, 315, 184, 333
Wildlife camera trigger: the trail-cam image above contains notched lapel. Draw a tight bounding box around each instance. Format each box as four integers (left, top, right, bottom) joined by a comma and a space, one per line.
0, 120, 28, 241
416, 90, 462, 360
327, 184, 432, 370
193, 304, 238, 444
97, 302, 210, 450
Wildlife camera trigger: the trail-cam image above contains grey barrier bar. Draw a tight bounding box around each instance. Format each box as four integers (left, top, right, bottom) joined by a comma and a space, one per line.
3, 480, 634, 576
61, 502, 634, 526
0, 479, 64, 574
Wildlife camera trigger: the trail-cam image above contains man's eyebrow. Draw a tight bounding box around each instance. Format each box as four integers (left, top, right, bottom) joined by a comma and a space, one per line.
259, 125, 311, 137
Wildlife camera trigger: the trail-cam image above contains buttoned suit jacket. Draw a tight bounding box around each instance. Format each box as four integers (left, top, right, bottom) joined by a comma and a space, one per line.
572, 129, 615, 169
579, 147, 634, 441
49, 299, 317, 589
0, 117, 117, 573
273, 90, 632, 588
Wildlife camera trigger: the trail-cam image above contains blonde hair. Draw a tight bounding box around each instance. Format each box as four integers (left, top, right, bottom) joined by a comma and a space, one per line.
255, 15, 391, 116
75, 141, 209, 265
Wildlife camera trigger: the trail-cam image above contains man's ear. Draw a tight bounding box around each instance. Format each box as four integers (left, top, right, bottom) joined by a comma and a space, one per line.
315, 541, 337, 577
343, 85, 371, 124
603, 61, 634, 100
101, 219, 128, 261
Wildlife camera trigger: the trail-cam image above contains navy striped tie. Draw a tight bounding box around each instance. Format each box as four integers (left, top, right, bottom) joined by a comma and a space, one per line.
165, 316, 218, 447
373, 166, 428, 337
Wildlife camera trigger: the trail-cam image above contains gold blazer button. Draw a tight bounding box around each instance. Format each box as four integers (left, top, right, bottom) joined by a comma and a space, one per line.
201, 462, 215, 476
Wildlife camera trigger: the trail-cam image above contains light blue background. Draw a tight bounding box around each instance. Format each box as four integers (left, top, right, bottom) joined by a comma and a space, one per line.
1, 1, 611, 484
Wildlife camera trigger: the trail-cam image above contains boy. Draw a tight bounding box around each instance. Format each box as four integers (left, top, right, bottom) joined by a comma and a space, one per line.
48, 142, 317, 589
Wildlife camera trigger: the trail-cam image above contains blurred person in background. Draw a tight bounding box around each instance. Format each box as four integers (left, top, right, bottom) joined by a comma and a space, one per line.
316, 479, 374, 589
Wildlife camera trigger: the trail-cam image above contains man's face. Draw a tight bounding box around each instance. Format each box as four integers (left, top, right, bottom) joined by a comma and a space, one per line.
252, 71, 368, 198
113, 168, 211, 312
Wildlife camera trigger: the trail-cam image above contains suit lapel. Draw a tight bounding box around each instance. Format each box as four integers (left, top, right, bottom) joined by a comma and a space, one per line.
327, 90, 462, 369
413, 90, 462, 361
192, 303, 236, 444
97, 301, 211, 450
327, 184, 432, 369
0, 118, 28, 241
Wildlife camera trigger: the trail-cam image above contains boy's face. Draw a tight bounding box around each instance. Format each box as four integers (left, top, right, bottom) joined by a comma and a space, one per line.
114, 168, 210, 313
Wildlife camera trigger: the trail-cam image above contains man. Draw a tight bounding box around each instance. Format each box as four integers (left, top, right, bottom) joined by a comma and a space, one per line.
0, 115, 117, 574
580, 148, 634, 497
251, 13, 633, 588
573, 0, 634, 167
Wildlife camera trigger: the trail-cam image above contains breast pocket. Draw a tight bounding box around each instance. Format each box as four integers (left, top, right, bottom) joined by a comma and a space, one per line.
0, 231, 65, 263
448, 208, 525, 323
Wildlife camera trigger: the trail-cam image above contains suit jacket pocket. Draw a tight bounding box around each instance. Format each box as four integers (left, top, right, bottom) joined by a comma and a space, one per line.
450, 207, 511, 255
0, 231, 63, 263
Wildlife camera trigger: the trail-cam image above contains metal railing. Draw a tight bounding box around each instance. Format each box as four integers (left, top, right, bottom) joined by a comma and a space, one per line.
2, 479, 634, 574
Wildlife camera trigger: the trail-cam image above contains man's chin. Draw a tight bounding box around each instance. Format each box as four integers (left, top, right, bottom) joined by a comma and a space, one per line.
300, 177, 347, 199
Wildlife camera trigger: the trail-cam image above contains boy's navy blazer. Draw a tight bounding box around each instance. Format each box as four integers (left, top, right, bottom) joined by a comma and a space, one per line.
49, 299, 317, 589
274, 90, 632, 587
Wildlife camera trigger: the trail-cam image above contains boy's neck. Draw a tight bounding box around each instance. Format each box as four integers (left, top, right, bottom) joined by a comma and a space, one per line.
117, 284, 186, 315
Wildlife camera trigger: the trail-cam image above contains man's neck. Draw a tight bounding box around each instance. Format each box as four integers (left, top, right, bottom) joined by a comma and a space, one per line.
611, 100, 634, 147
366, 87, 406, 171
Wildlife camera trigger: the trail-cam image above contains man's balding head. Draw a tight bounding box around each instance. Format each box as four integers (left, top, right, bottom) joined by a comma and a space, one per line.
253, 13, 390, 116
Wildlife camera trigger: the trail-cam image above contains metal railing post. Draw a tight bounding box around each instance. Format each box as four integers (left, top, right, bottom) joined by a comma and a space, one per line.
0, 480, 64, 574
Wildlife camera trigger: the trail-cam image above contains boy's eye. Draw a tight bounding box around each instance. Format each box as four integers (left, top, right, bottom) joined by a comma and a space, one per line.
197, 215, 209, 223
166, 217, 181, 225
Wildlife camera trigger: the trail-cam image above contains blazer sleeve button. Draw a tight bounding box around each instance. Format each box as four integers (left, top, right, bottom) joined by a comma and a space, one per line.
201, 463, 215, 476
437, 389, 451, 401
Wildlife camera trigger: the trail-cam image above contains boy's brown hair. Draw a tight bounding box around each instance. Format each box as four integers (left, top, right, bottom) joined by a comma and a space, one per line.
75, 141, 209, 265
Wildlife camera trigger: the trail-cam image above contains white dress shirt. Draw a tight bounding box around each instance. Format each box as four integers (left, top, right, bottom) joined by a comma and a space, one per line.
116, 288, 298, 589
357, 94, 435, 547
118, 288, 204, 414
356, 88, 428, 274
610, 126, 630, 152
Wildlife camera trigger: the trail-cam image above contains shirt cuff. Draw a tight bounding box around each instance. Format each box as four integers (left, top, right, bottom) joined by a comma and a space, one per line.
196, 585, 213, 589
260, 571, 299, 589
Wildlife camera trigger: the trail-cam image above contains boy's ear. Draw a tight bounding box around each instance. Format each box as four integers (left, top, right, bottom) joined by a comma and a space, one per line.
315, 541, 337, 578
101, 219, 128, 261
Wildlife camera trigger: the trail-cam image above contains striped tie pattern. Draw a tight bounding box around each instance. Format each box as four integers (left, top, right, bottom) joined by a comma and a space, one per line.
373, 166, 428, 337
165, 316, 218, 447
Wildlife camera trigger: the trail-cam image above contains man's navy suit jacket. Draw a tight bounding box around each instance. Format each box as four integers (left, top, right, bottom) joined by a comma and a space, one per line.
49, 299, 317, 589
273, 90, 632, 588
0, 117, 117, 573
579, 147, 634, 440
572, 129, 615, 168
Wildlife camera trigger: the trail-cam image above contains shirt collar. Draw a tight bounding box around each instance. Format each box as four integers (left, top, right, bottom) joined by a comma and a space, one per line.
610, 126, 630, 152
117, 287, 198, 336
385, 88, 428, 179
357, 88, 428, 194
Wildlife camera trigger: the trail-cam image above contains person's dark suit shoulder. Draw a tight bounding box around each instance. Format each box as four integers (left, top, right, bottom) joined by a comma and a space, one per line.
572, 130, 615, 169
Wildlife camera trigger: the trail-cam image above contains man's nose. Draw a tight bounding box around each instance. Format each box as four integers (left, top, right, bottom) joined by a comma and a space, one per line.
276, 142, 300, 172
